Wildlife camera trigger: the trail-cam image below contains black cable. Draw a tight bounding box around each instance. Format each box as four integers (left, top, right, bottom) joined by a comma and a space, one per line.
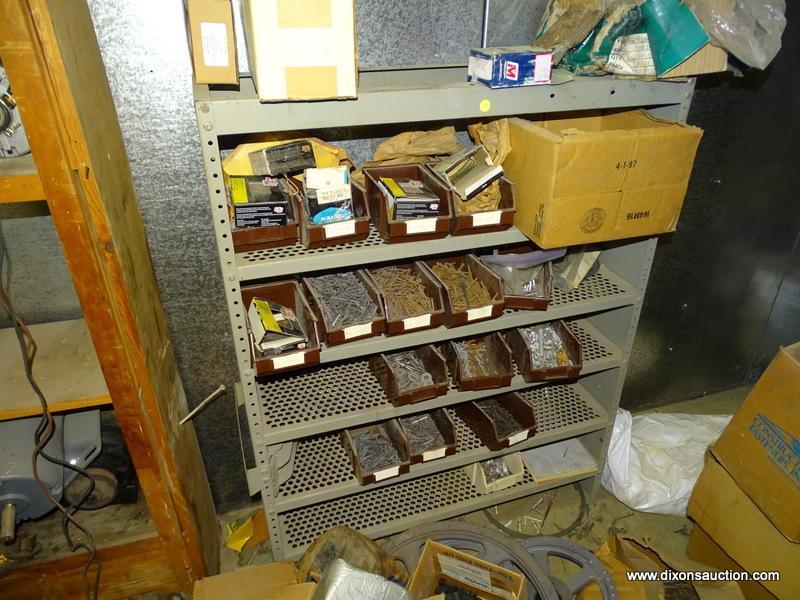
482, 482, 588, 539
0, 245, 101, 600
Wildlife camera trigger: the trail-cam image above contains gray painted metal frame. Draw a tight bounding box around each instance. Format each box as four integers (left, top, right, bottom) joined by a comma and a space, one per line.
193, 74, 695, 559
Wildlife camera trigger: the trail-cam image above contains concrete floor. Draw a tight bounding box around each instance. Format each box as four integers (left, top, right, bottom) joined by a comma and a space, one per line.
215, 385, 750, 582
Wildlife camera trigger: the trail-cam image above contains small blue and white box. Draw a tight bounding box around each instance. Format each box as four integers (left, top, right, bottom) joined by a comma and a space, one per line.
467, 46, 553, 88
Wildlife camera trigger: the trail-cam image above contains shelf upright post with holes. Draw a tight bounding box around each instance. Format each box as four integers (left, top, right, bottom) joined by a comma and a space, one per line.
194, 67, 695, 559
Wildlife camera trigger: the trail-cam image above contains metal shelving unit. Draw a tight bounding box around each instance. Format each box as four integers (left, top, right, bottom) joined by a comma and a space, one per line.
194, 68, 695, 560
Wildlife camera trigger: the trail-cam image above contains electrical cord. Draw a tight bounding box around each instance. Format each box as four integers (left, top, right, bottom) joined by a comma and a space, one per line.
482, 482, 588, 539
0, 245, 101, 600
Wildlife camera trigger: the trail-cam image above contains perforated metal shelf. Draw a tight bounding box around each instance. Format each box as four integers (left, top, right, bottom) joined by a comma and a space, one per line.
278, 461, 598, 559
318, 267, 632, 363
274, 382, 606, 511
236, 225, 527, 280
259, 319, 619, 444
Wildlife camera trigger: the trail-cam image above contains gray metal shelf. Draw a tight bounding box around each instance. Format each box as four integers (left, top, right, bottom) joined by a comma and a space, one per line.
317, 268, 633, 363
196, 68, 693, 135
236, 225, 526, 281
275, 382, 606, 512
278, 462, 598, 560
258, 319, 620, 444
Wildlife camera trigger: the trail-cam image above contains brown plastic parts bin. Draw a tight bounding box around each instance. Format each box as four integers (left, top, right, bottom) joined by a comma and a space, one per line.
490, 244, 554, 310
230, 195, 300, 252
241, 280, 321, 376
298, 181, 372, 249
363, 165, 452, 243
456, 393, 537, 451
506, 320, 583, 382
445, 333, 513, 391
341, 420, 411, 485
399, 409, 457, 464
369, 345, 449, 407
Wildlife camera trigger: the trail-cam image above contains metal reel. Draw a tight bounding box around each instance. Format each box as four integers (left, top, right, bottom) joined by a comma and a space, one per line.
519, 537, 617, 600
381, 522, 560, 600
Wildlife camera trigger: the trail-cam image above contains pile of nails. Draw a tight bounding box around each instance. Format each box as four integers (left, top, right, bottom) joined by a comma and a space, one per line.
306, 272, 379, 328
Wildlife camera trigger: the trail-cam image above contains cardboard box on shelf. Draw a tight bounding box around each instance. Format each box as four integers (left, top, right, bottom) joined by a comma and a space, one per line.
193, 561, 316, 600
709, 342, 800, 542
186, 0, 239, 85
241, 0, 357, 102
504, 110, 703, 248
687, 456, 799, 599
408, 540, 526, 600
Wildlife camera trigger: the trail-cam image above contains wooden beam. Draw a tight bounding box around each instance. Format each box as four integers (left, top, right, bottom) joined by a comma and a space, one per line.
0, 537, 181, 600
0, 0, 219, 590
0, 154, 45, 203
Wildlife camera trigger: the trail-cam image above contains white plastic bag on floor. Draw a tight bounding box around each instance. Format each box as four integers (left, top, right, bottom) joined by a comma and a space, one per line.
602, 409, 731, 515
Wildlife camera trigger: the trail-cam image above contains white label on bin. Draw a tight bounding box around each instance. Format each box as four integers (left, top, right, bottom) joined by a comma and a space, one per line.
405, 217, 437, 234
466, 305, 493, 321
373, 466, 399, 482
343, 322, 372, 340
402, 313, 431, 331
422, 447, 447, 462
200, 22, 229, 68
271, 352, 304, 370
438, 555, 493, 594
323, 220, 355, 239
508, 430, 528, 446
472, 210, 501, 227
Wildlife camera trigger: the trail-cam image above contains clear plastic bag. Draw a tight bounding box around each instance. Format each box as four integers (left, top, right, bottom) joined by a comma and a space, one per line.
685, 0, 786, 69
452, 339, 498, 378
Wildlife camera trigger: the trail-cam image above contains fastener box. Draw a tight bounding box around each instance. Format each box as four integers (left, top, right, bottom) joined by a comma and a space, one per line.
186, 0, 238, 85
504, 109, 703, 248
468, 46, 553, 88
408, 540, 527, 600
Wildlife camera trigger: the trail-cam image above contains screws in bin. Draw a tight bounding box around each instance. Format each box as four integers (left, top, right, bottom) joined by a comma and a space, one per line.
306, 272, 379, 329
476, 399, 523, 439
400, 414, 445, 455
352, 430, 401, 474
370, 266, 434, 319
480, 457, 512, 483
430, 261, 496, 311
385, 351, 434, 392
519, 324, 572, 368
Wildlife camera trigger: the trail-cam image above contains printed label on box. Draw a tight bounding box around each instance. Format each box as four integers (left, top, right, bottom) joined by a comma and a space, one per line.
200, 22, 229, 68
405, 217, 437, 234
472, 210, 502, 227
402, 313, 431, 330
271, 352, 305, 370
533, 53, 552, 84
373, 466, 399, 481
749, 413, 800, 489
422, 447, 447, 462
466, 305, 493, 321
504, 60, 519, 81
323, 220, 355, 239
606, 33, 656, 76
343, 322, 373, 340
438, 555, 493, 593
508, 430, 528, 446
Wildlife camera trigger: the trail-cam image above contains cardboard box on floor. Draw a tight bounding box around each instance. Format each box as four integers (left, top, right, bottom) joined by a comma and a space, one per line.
408, 540, 527, 600
687, 525, 779, 600
193, 561, 316, 600
186, 0, 239, 85
687, 456, 799, 599
710, 342, 800, 541
504, 110, 702, 248
241, 0, 358, 102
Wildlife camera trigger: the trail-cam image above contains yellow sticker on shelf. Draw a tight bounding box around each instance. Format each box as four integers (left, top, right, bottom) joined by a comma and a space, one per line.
479, 99, 491, 113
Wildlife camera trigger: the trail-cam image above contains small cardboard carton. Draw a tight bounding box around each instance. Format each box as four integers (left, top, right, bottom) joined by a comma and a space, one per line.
193, 561, 316, 600
687, 456, 799, 599
408, 540, 527, 600
241, 0, 357, 102
186, 0, 239, 85
710, 342, 800, 542
504, 110, 703, 248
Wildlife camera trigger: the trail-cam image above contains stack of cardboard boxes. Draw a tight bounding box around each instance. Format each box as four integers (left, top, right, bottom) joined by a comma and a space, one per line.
688, 343, 800, 599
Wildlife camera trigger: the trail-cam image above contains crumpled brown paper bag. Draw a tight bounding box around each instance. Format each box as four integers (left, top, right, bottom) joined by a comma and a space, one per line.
468, 119, 512, 165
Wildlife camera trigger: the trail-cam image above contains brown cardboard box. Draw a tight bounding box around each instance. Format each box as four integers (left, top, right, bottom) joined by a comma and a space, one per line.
241, 0, 358, 102
710, 342, 800, 541
186, 0, 239, 85
687, 525, 778, 600
687, 456, 799, 599
408, 540, 526, 600
504, 110, 703, 248
193, 561, 316, 600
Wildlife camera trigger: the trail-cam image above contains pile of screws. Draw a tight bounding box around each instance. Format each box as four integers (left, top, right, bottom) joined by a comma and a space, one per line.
480, 457, 512, 483
452, 339, 499, 378
429, 261, 497, 310
400, 414, 446, 455
370, 266, 434, 319
520, 324, 572, 368
351, 427, 401, 474
306, 272, 379, 329
385, 351, 434, 392
476, 399, 523, 438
